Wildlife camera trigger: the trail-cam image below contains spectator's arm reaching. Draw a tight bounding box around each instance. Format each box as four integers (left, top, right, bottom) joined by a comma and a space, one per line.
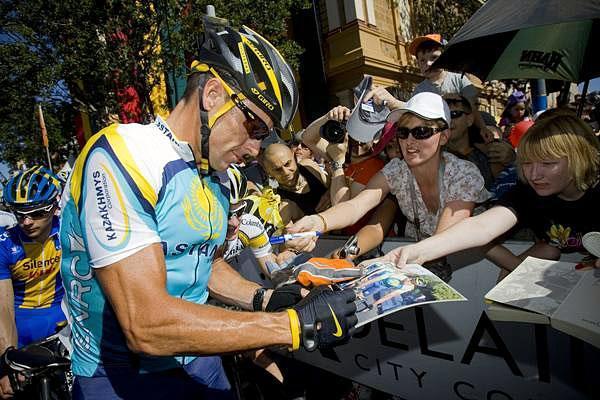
298, 158, 328, 188
0, 279, 17, 353
325, 134, 351, 205
332, 197, 398, 259
279, 199, 304, 226
376, 206, 519, 267
288, 171, 391, 237
434, 199, 475, 234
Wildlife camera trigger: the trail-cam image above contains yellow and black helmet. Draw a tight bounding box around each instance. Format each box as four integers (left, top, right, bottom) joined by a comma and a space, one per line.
195, 19, 299, 131
226, 164, 248, 204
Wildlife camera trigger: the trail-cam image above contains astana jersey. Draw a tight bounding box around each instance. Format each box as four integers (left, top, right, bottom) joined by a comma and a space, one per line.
60, 117, 229, 377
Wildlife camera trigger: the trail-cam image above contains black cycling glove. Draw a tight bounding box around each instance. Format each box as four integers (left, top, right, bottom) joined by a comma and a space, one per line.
0, 347, 15, 378
265, 284, 304, 312
287, 286, 357, 352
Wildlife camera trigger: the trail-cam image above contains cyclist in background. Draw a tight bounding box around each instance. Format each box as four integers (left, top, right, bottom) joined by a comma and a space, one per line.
0, 166, 66, 399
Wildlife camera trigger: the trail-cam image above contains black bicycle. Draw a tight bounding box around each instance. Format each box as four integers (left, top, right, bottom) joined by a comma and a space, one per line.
1, 336, 71, 400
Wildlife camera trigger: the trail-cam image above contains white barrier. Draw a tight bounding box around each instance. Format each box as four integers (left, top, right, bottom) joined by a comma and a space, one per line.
230, 237, 599, 399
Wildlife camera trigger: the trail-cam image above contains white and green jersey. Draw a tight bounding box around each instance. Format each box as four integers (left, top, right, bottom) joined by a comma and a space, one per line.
60, 117, 229, 377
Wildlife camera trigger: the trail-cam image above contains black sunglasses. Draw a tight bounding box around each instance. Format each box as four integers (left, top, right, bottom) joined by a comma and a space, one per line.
228, 201, 247, 219
395, 126, 445, 140
12, 203, 56, 220
231, 94, 272, 141
450, 110, 469, 119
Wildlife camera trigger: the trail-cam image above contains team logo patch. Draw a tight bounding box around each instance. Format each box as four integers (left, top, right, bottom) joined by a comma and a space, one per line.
181, 178, 224, 238
86, 152, 131, 250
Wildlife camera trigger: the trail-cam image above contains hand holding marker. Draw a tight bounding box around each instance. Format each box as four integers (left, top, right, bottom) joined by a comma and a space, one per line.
269, 231, 321, 245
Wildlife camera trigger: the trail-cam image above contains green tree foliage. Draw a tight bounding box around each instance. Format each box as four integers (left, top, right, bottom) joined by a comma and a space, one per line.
0, 0, 307, 170
412, 0, 484, 40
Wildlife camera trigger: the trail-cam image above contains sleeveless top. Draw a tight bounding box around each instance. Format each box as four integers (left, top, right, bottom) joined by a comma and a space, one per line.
277, 164, 327, 215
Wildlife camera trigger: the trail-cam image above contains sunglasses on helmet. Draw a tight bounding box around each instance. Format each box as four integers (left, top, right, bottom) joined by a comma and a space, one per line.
395, 125, 445, 140
228, 200, 248, 219
12, 203, 56, 220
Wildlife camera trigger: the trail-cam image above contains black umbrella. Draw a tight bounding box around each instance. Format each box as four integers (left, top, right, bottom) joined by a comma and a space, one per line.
434, 0, 600, 83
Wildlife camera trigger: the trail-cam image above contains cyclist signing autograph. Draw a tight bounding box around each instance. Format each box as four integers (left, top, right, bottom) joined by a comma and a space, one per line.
59, 20, 357, 399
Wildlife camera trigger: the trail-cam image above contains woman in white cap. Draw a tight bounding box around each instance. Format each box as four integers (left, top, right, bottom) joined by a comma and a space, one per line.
288, 92, 489, 252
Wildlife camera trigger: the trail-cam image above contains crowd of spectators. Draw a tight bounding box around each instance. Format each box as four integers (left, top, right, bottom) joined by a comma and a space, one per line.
2, 29, 600, 400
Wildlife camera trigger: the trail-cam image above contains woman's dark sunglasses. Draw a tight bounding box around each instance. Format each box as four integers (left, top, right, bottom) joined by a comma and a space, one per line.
12, 203, 56, 220
231, 94, 272, 141
395, 126, 445, 140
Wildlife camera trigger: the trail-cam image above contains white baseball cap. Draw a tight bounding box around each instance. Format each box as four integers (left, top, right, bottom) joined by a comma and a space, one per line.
387, 92, 450, 127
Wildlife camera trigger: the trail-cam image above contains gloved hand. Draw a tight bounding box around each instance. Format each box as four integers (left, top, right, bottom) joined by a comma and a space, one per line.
287, 286, 357, 352
265, 284, 304, 312
238, 214, 272, 258
0, 347, 13, 379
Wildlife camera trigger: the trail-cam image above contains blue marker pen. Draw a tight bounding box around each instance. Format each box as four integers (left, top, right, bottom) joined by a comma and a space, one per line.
269, 231, 321, 245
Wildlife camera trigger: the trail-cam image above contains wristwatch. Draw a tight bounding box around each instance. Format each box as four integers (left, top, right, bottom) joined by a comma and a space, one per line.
330, 160, 343, 171
252, 287, 267, 311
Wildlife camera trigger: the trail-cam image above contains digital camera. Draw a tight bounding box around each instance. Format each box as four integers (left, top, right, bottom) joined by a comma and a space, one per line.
320, 120, 346, 144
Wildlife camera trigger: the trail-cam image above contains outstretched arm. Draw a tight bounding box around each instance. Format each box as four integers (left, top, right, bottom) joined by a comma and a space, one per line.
289, 171, 391, 235
434, 200, 475, 234
333, 198, 398, 259
385, 206, 518, 266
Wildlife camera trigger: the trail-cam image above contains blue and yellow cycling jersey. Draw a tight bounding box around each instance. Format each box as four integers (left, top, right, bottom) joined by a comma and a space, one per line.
60, 117, 229, 377
0, 216, 63, 309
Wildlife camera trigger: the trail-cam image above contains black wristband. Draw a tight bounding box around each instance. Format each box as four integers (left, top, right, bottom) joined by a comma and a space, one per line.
252, 287, 267, 311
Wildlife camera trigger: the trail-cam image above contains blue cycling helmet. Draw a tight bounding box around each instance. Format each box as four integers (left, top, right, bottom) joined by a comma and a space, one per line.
3, 166, 61, 209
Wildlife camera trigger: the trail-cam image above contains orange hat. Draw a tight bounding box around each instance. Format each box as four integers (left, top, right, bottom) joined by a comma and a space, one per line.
409, 34, 443, 56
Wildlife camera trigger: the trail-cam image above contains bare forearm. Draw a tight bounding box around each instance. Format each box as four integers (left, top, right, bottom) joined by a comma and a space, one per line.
353, 199, 397, 256
0, 281, 17, 352
413, 208, 516, 264
434, 202, 474, 234
354, 224, 385, 257
302, 115, 329, 158
208, 259, 261, 310
130, 299, 292, 356
257, 254, 278, 278
321, 182, 385, 232
320, 201, 365, 232
330, 170, 350, 205
0, 314, 16, 353
485, 244, 522, 272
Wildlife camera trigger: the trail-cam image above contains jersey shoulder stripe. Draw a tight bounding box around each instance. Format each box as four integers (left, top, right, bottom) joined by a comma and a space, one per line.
70, 124, 158, 219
